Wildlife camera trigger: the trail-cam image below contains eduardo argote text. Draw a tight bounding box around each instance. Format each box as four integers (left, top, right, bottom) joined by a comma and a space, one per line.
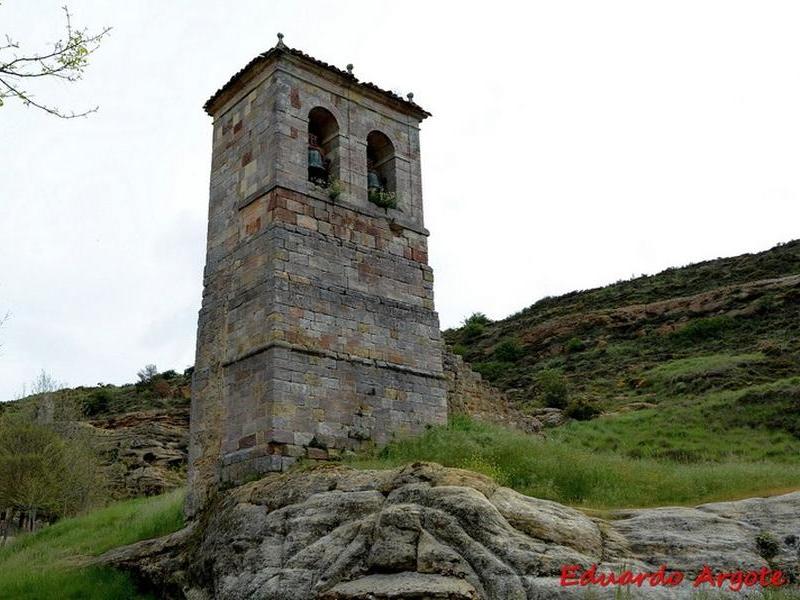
561, 564, 787, 592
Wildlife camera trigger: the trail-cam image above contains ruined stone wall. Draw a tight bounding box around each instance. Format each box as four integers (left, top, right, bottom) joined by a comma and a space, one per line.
443, 350, 541, 434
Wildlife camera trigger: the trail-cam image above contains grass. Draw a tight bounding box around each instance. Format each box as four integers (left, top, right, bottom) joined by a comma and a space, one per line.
0, 489, 185, 599
642, 353, 765, 382
554, 377, 800, 462
348, 416, 800, 510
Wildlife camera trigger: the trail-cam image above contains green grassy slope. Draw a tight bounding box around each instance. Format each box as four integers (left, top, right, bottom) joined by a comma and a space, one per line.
349, 416, 800, 509
444, 240, 800, 460
0, 490, 184, 600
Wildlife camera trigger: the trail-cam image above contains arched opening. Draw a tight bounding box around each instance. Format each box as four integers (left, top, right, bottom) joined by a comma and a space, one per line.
366, 130, 397, 208
307, 107, 339, 186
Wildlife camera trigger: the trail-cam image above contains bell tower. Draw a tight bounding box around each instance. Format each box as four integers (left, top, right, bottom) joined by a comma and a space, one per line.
187, 35, 447, 514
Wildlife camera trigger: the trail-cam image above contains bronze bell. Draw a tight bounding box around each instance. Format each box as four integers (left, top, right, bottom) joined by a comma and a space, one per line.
367, 159, 384, 191
367, 169, 383, 191
308, 134, 327, 183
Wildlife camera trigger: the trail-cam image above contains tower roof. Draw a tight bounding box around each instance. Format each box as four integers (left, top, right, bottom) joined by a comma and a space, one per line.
204, 35, 431, 120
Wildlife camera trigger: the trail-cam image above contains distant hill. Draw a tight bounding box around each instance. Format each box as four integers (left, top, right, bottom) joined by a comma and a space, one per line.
445, 240, 800, 461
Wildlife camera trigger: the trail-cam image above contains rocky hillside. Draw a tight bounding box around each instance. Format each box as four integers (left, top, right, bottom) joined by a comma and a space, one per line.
1, 370, 192, 499
445, 240, 800, 420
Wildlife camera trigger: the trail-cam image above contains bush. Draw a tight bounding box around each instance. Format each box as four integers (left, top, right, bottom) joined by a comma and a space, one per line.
0, 418, 106, 528
327, 178, 343, 200
464, 312, 491, 326
672, 316, 734, 342
564, 400, 600, 421
537, 369, 569, 409
83, 388, 114, 417
368, 189, 397, 209
472, 361, 509, 382
451, 344, 467, 356
462, 322, 485, 342
565, 337, 586, 354
494, 339, 524, 362
151, 378, 172, 398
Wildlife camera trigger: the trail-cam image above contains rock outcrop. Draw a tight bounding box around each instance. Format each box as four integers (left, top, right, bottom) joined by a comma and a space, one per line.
100, 463, 800, 599
87, 408, 189, 497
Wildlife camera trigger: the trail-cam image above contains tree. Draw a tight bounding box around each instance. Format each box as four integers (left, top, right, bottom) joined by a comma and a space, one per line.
0, 416, 105, 540
137, 364, 159, 384
30, 369, 63, 395
0, 2, 111, 118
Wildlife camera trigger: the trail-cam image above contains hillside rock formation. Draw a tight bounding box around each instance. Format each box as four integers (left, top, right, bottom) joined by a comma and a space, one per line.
100, 463, 800, 599
74, 408, 189, 497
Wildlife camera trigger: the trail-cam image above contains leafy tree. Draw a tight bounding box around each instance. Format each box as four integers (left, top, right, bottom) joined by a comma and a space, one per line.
0, 2, 111, 118
0, 416, 104, 538
137, 364, 158, 384
463, 312, 491, 327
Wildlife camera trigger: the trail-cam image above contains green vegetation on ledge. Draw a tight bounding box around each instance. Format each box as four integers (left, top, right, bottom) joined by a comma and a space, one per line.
0, 489, 184, 599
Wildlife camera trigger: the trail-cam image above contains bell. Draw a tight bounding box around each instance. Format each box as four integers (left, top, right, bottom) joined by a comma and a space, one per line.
308, 134, 327, 183
367, 169, 384, 192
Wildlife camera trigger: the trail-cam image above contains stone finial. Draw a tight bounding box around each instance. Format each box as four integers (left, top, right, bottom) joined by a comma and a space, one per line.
346, 64, 354, 75
407, 92, 414, 102
276, 32, 285, 48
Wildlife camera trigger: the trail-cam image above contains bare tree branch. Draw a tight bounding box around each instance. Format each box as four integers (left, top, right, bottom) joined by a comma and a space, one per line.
0, 4, 111, 118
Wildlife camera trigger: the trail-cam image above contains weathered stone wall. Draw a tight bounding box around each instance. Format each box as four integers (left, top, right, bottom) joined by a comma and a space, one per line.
187, 47, 445, 515
443, 350, 541, 434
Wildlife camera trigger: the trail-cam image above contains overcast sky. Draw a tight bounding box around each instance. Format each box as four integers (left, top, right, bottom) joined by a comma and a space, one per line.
1, 0, 799, 400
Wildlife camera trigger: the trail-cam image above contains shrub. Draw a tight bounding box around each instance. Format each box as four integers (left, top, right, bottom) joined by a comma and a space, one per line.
672, 316, 734, 342
461, 313, 491, 343
537, 369, 569, 409
327, 178, 343, 200
462, 322, 485, 342
464, 312, 491, 326
494, 339, 523, 362
472, 361, 509, 382
151, 378, 172, 398
0, 418, 106, 527
451, 344, 467, 356
565, 337, 586, 354
368, 189, 397, 209
83, 388, 114, 417
564, 400, 600, 421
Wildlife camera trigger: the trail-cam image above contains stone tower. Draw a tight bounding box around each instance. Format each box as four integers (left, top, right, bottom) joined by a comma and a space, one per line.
187, 36, 447, 514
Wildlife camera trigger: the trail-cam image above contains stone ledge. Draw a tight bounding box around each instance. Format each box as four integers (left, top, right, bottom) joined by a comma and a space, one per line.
222, 339, 446, 380
237, 183, 430, 237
